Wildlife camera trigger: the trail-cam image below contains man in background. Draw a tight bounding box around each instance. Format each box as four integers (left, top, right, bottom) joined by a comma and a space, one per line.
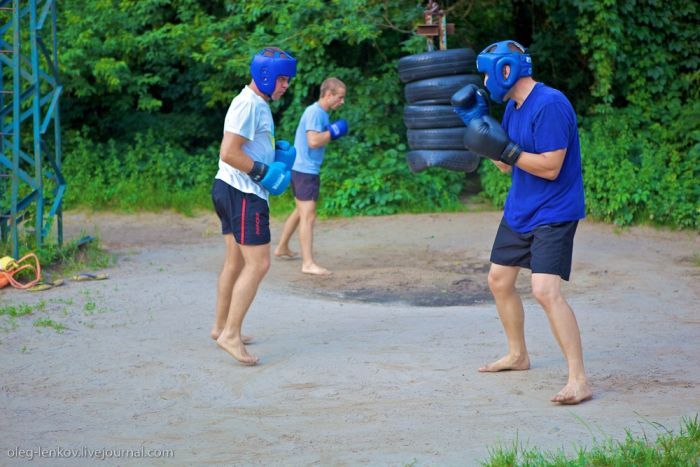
274, 77, 348, 276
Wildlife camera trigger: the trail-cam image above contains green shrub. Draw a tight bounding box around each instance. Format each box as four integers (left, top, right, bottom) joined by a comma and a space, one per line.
320, 142, 465, 217
44, 0, 698, 229
62, 130, 215, 215
580, 102, 699, 228
478, 161, 511, 210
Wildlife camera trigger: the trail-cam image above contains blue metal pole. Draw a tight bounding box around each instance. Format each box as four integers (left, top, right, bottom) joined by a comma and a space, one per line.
30, 0, 43, 249
10, 0, 20, 258
1, 0, 63, 257
51, 0, 62, 246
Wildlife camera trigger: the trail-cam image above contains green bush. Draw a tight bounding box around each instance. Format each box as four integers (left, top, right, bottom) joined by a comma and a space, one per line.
478, 161, 511, 210
41, 0, 698, 229
52, 0, 471, 219
62, 130, 215, 215
321, 142, 465, 217
580, 102, 699, 228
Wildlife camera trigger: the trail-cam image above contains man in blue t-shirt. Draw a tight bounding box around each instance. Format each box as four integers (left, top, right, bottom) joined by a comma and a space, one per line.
274, 78, 348, 275
459, 40, 592, 404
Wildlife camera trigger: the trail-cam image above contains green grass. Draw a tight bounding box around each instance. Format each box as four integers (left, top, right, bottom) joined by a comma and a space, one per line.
32, 317, 66, 333
0, 303, 34, 318
33, 235, 114, 276
1, 235, 111, 335
0, 301, 64, 334
482, 415, 700, 466
267, 190, 496, 222
691, 253, 700, 268
67, 184, 212, 217
2, 231, 114, 279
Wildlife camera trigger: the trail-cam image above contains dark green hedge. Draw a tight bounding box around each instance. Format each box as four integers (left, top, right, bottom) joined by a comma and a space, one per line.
54, 0, 698, 228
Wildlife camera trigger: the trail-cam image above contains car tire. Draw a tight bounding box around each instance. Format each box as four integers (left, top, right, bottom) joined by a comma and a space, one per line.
404, 74, 483, 105
407, 127, 467, 150
397, 48, 476, 83
403, 105, 464, 129
406, 150, 481, 173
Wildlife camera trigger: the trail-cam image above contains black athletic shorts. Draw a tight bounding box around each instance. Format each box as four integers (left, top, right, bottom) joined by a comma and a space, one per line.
490, 217, 579, 281
211, 179, 270, 245
291, 171, 321, 201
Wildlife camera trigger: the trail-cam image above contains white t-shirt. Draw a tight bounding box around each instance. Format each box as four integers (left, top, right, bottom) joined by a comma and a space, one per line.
215, 85, 275, 201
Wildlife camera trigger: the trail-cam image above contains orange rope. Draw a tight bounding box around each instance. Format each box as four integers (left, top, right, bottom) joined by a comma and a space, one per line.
0, 253, 42, 289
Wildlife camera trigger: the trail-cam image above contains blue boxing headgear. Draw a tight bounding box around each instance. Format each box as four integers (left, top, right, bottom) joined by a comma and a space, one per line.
250, 48, 297, 97
476, 40, 533, 103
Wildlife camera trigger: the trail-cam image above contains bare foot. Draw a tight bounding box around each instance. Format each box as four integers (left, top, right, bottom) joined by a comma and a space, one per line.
210, 328, 253, 344
551, 381, 593, 405
216, 335, 259, 366
274, 246, 298, 259
302, 263, 332, 276
478, 354, 530, 372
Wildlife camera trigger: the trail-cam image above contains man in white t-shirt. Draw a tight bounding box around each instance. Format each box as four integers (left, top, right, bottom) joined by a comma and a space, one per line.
210, 47, 296, 365
274, 78, 348, 275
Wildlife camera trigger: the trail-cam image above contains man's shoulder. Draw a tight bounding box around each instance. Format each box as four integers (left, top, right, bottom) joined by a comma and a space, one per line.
232, 86, 269, 108
535, 84, 572, 108
303, 102, 326, 116
300, 102, 328, 129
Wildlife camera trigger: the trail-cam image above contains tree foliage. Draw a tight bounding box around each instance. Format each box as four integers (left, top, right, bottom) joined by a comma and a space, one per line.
55, 0, 699, 228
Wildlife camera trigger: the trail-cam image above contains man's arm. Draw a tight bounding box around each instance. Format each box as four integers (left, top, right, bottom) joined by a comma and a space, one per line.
491, 159, 512, 174
306, 130, 331, 149
219, 131, 255, 172
219, 130, 291, 194
513, 149, 566, 180
465, 116, 567, 180
490, 149, 565, 178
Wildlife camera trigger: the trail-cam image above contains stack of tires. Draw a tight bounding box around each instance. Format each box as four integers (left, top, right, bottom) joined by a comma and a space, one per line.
397, 48, 481, 174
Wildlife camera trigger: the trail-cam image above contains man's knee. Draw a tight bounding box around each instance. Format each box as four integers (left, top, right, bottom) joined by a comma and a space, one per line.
531, 276, 561, 307
488, 266, 516, 296
240, 244, 271, 278
258, 256, 271, 275
222, 258, 241, 274
299, 208, 317, 224
244, 257, 270, 279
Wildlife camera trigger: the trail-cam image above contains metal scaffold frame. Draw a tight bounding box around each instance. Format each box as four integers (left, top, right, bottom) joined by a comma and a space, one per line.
0, 0, 63, 258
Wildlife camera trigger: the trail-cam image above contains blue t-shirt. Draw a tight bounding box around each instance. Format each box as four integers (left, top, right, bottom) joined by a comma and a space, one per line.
502, 83, 585, 233
293, 102, 330, 174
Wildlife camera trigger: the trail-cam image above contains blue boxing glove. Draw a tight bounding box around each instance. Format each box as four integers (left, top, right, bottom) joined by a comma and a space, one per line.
247, 161, 291, 195
327, 119, 349, 140
451, 84, 489, 126
275, 140, 296, 171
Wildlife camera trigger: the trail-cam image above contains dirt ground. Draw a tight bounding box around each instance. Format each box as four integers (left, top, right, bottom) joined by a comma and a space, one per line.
1, 209, 699, 465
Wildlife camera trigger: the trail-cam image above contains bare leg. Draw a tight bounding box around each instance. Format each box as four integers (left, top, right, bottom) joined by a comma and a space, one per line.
274, 207, 300, 258
211, 235, 253, 343
532, 273, 592, 404
216, 242, 271, 365
297, 199, 331, 275
479, 263, 530, 372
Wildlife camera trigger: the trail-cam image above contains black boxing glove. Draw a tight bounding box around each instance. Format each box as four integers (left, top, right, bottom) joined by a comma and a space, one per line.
463, 116, 522, 166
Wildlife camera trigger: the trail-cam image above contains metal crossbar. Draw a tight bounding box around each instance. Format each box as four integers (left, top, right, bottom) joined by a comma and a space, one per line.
0, 0, 63, 257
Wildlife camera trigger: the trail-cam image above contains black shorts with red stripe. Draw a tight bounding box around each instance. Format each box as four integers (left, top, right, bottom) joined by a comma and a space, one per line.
211, 179, 270, 245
